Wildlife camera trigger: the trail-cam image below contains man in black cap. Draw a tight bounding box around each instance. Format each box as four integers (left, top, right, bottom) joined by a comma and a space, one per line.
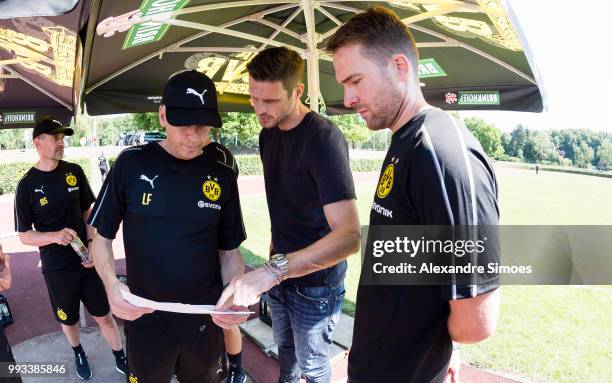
14, 116, 127, 380
88, 70, 249, 383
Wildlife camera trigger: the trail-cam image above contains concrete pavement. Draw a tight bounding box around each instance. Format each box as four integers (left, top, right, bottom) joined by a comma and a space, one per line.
12, 327, 127, 383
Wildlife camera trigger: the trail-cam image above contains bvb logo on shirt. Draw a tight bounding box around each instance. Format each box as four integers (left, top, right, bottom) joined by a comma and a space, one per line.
377, 163, 394, 199
56, 308, 67, 321
40, 197, 48, 206
202, 179, 221, 201
65, 173, 77, 187
129, 374, 139, 383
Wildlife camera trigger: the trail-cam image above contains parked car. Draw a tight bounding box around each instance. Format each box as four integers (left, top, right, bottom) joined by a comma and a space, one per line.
141, 132, 165, 144
118, 133, 135, 146
118, 131, 165, 146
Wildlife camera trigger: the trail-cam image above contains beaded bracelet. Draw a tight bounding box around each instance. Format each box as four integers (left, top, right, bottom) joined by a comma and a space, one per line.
263, 262, 282, 285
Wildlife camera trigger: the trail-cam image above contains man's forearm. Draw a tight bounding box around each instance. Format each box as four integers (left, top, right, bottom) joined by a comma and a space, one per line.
215, 228, 359, 309
219, 248, 246, 286
91, 233, 118, 288
18, 230, 55, 247
215, 200, 360, 309
447, 289, 500, 344
287, 226, 360, 279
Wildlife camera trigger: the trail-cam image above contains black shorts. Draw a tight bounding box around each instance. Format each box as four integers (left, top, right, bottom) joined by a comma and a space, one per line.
43, 268, 110, 326
125, 311, 224, 383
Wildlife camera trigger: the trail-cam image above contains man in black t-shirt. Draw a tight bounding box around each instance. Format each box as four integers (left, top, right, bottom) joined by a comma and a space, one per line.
216, 47, 360, 383
325, 7, 501, 383
14, 117, 126, 380
88, 70, 249, 383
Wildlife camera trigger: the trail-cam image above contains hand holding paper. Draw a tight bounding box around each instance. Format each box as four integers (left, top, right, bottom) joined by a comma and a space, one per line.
211, 298, 252, 329
108, 281, 154, 321
216, 267, 277, 308
120, 290, 253, 315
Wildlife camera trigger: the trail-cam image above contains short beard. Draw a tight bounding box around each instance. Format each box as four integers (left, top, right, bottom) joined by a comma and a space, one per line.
364, 73, 403, 131
274, 94, 298, 127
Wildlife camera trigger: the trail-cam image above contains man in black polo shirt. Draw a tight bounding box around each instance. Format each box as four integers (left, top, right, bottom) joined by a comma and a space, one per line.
89, 70, 249, 383
14, 117, 126, 380
216, 47, 361, 383
326, 7, 500, 382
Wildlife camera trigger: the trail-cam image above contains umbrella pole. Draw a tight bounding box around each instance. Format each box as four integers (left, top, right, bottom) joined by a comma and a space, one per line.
306, 49, 320, 114
302, 0, 320, 113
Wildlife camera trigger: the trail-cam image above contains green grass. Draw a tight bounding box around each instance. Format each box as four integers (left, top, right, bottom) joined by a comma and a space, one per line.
239, 165, 612, 382
463, 286, 612, 383
497, 167, 612, 224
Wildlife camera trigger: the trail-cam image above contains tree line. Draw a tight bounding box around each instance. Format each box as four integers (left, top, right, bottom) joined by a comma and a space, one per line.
462, 116, 612, 171
1, 112, 611, 171
130, 111, 389, 152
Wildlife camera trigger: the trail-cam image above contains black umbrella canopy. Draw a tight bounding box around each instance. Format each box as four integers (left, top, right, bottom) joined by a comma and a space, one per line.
82, 0, 543, 117
0, 0, 90, 129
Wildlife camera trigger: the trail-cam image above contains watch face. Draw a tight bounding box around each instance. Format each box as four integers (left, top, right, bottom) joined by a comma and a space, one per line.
271, 254, 285, 262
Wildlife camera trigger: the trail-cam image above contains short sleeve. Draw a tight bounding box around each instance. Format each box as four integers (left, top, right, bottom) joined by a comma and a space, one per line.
88, 154, 127, 239
75, 165, 96, 212
306, 125, 356, 206
408, 128, 500, 300
217, 175, 246, 250
14, 178, 33, 233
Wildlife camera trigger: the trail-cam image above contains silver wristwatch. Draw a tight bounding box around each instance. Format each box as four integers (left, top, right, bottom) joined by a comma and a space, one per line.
269, 253, 289, 281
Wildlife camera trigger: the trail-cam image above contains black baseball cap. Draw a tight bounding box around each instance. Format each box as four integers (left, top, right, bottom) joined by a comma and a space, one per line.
162, 70, 222, 128
33, 116, 74, 139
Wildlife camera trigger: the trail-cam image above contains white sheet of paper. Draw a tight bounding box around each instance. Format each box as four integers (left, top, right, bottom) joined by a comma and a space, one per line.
120, 290, 253, 315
